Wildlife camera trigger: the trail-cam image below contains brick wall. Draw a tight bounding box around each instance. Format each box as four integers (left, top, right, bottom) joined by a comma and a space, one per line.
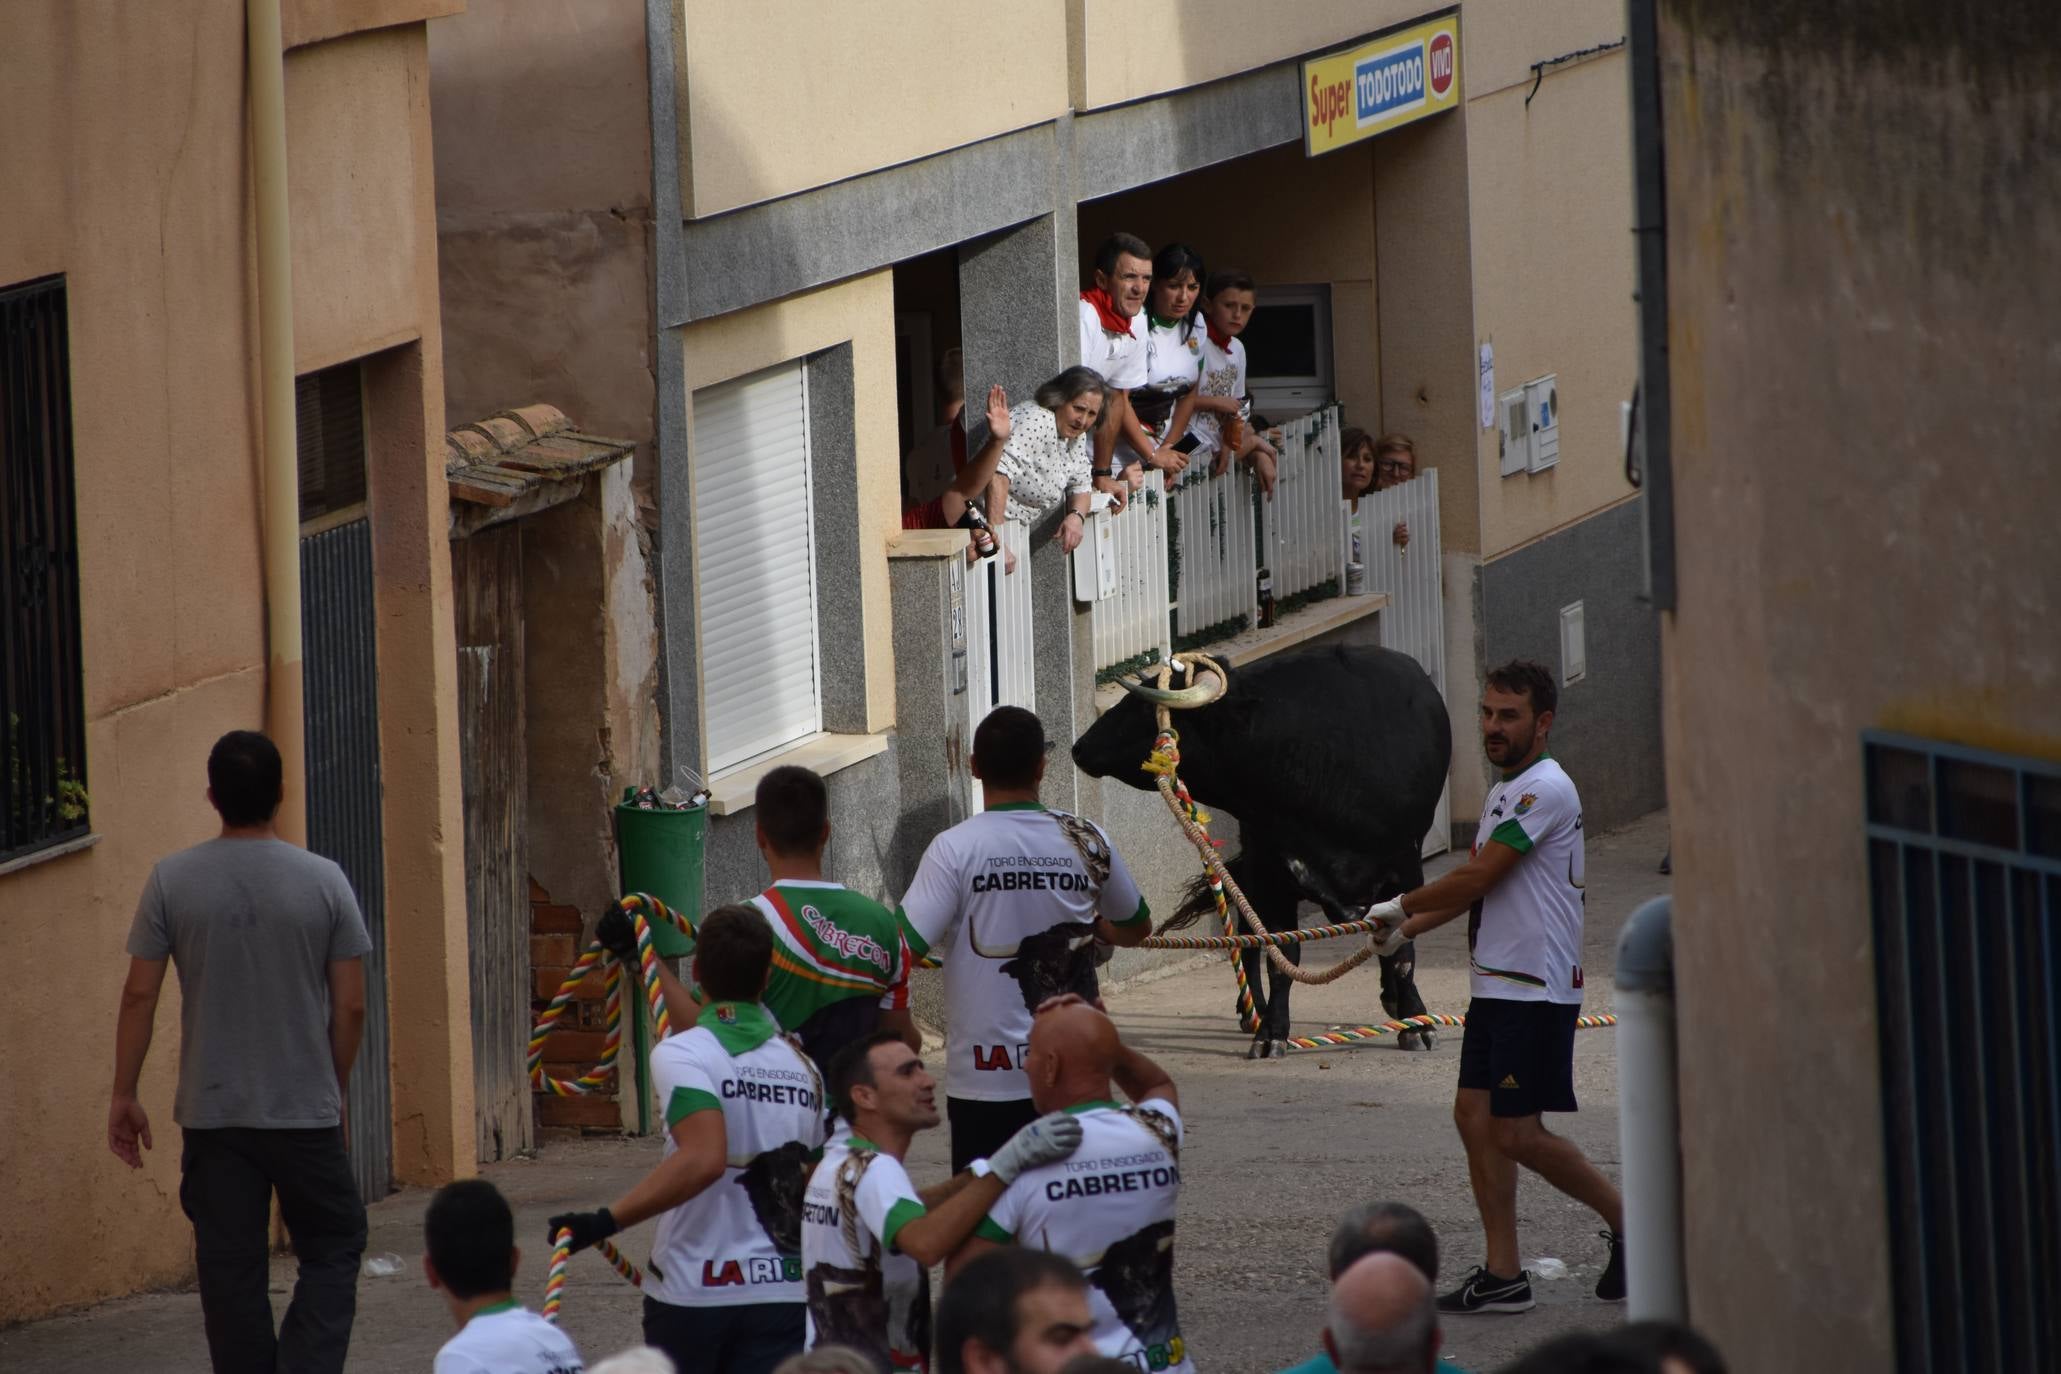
530, 880, 625, 1134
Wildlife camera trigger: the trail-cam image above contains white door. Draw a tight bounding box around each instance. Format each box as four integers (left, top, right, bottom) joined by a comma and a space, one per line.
1358, 469, 1450, 858
691, 362, 822, 774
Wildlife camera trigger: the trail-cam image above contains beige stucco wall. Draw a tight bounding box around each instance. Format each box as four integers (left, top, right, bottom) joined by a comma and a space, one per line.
1071, 0, 1433, 111
1074, 142, 1381, 432
1658, 11, 2061, 1370
432, 0, 665, 938
678, 271, 901, 751
1464, 49, 1639, 558
0, 7, 466, 1321
673, 0, 1069, 216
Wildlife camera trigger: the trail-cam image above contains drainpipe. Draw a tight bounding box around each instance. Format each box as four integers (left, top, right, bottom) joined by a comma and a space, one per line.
247, 0, 305, 842
1616, 895, 1686, 1319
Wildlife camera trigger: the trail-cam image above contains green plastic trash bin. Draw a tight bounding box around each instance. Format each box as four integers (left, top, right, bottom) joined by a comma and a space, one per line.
614, 795, 707, 959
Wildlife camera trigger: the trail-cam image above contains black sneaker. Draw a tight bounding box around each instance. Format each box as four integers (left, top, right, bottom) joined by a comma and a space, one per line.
1437, 1265, 1535, 1315
1596, 1230, 1626, 1302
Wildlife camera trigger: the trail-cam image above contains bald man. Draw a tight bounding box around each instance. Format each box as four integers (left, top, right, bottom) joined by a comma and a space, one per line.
950, 997, 1190, 1373
1312, 1253, 1441, 1374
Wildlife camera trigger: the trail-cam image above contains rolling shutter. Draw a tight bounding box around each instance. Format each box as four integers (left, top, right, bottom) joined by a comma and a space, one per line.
692, 361, 821, 773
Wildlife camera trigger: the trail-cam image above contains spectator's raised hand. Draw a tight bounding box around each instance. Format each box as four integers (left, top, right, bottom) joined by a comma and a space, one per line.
985, 384, 1011, 442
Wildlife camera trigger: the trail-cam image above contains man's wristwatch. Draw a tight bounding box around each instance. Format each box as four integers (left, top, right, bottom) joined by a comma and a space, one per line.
968, 1158, 995, 1179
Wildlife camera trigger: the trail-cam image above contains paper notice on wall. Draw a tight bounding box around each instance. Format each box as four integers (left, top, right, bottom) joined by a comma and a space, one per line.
1478, 343, 1495, 429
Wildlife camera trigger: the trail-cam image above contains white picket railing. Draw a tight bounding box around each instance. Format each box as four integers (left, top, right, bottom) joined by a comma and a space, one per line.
1354, 469, 1450, 856
1165, 460, 1259, 648
1257, 407, 1350, 603
965, 517, 1036, 724
1081, 471, 1172, 680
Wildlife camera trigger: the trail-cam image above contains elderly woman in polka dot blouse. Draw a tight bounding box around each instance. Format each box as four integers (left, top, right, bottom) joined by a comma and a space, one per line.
980, 365, 1111, 573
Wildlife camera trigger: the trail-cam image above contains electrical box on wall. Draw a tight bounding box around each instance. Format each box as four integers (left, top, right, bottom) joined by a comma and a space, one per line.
1525, 375, 1560, 472
1560, 600, 1587, 685
1497, 387, 1530, 476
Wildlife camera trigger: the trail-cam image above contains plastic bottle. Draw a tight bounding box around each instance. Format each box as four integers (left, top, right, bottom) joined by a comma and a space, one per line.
363, 1253, 405, 1277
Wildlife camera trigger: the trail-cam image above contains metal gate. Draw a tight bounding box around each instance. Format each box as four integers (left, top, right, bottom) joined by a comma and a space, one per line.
1357, 469, 1450, 857
302, 519, 392, 1205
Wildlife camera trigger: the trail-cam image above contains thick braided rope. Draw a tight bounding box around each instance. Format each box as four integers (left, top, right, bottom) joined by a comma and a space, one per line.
543, 1231, 570, 1324
1146, 720, 1377, 988
1142, 915, 1394, 950
529, 895, 693, 1094
1283, 1012, 1617, 1052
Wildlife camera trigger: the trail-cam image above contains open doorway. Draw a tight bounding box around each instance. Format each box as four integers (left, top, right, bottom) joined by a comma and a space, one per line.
892, 246, 964, 508
1076, 141, 1379, 431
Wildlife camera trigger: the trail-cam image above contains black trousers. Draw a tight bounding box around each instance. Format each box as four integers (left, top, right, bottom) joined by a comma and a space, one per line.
946, 1095, 1040, 1174
643, 1296, 804, 1374
178, 1126, 367, 1374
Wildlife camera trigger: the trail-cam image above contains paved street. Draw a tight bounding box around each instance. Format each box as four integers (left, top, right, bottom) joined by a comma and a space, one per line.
3, 810, 1669, 1373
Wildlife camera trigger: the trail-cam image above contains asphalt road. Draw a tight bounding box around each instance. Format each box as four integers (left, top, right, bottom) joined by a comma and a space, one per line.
1, 809, 1670, 1374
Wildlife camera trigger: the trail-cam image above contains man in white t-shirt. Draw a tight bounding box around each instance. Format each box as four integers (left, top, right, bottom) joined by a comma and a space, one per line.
950, 997, 1191, 1374
896, 706, 1153, 1172
1076, 232, 1165, 510
1364, 660, 1626, 1319
548, 907, 827, 1374
802, 1029, 1086, 1371
424, 1179, 585, 1374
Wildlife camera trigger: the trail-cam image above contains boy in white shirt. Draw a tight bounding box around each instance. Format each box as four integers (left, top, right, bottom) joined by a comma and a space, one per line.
424, 1179, 585, 1374
1167, 270, 1279, 495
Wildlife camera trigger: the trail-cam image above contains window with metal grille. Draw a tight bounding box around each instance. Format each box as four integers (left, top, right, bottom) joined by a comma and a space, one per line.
1865, 732, 2061, 1371
0, 276, 89, 863
296, 362, 366, 525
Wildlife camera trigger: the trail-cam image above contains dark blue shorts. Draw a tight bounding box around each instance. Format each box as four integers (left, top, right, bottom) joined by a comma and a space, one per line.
1457, 996, 1581, 1118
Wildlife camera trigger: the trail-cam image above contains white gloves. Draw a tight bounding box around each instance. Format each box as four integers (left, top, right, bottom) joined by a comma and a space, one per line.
1364, 898, 1410, 956
989, 1111, 1084, 1183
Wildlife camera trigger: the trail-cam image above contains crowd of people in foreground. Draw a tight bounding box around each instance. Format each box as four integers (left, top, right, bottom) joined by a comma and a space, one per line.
112, 669, 1728, 1374
900, 232, 1432, 576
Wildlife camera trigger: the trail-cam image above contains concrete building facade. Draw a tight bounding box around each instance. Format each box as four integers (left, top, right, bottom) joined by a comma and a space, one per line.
0, 0, 474, 1324
429, 0, 1656, 1002
1647, 2, 2061, 1368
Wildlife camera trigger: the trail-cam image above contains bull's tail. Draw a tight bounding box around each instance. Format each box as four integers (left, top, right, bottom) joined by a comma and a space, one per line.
1157, 868, 1225, 933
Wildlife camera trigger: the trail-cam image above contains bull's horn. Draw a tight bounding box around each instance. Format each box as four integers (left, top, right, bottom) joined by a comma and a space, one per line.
1118, 666, 1226, 709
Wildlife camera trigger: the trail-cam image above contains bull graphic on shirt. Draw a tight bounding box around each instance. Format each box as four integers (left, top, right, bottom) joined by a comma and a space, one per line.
979, 917, 1101, 1013
1090, 1219, 1179, 1348
804, 1261, 931, 1374
736, 1140, 815, 1254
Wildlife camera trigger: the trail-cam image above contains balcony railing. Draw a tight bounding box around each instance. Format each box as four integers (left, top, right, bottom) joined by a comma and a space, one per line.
1080, 404, 1359, 680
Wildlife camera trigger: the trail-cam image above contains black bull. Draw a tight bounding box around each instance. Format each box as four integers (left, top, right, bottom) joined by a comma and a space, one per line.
1072, 645, 1452, 1058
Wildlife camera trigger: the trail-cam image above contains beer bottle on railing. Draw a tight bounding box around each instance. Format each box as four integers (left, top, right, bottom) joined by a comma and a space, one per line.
954, 501, 999, 560
1256, 565, 1276, 628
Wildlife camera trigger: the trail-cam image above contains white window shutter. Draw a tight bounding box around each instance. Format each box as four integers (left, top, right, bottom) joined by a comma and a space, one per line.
691, 362, 822, 773
1497, 387, 1531, 477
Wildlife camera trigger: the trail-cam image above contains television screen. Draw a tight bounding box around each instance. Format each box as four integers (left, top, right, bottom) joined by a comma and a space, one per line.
1240, 299, 1322, 382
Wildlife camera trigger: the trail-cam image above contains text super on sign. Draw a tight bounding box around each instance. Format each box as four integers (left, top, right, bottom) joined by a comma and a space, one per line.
1303, 11, 1461, 156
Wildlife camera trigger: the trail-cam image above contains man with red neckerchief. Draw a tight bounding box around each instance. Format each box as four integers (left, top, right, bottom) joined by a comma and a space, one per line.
1076, 233, 1169, 512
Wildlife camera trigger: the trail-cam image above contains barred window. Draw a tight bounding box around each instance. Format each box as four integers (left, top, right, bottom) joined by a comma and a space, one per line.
1865, 733, 2061, 1370
1, 276, 89, 862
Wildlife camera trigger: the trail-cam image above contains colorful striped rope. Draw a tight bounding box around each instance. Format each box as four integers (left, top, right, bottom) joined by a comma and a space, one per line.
1283, 1012, 1617, 1052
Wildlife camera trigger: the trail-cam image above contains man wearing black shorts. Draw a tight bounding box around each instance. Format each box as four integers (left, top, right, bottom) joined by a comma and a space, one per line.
1363, 660, 1625, 1315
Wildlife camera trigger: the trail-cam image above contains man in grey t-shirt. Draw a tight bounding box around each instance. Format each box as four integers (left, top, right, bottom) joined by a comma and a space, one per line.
109, 730, 373, 1374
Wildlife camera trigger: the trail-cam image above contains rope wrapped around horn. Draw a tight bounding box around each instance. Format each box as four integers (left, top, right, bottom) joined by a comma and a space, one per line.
1118, 654, 1228, 709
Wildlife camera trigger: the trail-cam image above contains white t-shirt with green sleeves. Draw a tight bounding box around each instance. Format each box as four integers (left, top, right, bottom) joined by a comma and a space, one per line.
645, 1002, 826, 1308
1469, 754, 1586, 1005
800, 1136, 931, 1371
433, 1302, 583, 1373
896, 803, 1150, 1101
974, 1098, 1190, 1373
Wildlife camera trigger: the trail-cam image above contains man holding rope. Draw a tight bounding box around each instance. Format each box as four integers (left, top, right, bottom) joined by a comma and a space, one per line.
549, 906, 826, 1373
896, 706, 1152, 1172
1362, 660, 1625, 1316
